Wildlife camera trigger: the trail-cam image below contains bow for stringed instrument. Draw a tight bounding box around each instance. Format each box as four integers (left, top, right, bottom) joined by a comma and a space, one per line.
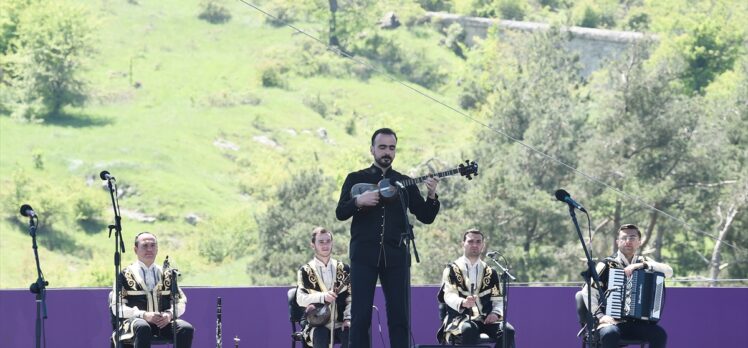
349, 160, 478, 202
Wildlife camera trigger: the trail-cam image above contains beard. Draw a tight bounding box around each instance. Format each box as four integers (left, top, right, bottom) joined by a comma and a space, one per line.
375, 155, 393, 168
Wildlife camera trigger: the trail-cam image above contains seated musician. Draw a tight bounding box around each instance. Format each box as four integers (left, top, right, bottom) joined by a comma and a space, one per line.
437, 229, 515, 348
296, 227, 351, 348
581, 224, 673, 348
109, 232, 193, 348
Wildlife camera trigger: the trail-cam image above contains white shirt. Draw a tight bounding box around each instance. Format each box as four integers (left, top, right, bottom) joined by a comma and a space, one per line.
137, 260, 159, 291
314, 257, 334, 290
465, 257, 481, 293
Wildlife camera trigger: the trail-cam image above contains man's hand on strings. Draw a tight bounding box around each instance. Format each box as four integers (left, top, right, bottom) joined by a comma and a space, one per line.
424, 175, 440, 199
355, 190, 380, 208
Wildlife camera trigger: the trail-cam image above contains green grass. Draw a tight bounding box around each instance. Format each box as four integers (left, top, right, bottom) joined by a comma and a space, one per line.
0, 0, 475, 288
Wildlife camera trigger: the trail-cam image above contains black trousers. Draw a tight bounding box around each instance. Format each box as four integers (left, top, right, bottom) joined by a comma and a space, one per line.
459, 320, 515, 348
348, 260, 409, 348
312, 326, 349, 348
131, 318, 194, 348
599, 321, 667, 348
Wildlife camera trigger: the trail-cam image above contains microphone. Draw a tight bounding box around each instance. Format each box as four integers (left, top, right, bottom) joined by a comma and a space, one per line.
486, 251, 500, 258
19, 204, 36, 218
554, 189, 587, 212
100, 170, 115, 181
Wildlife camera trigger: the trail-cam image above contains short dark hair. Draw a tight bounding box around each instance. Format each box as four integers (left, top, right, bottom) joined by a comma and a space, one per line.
618, 224, 642, 239
463, 228, 484, 241
371, 128, 397, 146
134, 232, 157, 247
311, 227, 332, 243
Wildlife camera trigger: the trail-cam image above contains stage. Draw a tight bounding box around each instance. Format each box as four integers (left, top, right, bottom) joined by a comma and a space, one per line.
1, 286, 746, 347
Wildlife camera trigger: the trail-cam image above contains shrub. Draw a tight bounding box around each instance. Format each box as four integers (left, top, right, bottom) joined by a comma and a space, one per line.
417, 0, 454, 12
199, 210, 256, 263
260, 63, 288, 88
574, 0, 616, 29
73, 188, 106, 222
303, 93, 342, 118
345, 117, 357, 135
198, 0, 231, 24
677, 19, 743, 93
263, 1, 298, 27
443, 22, 466, 59
32, 149, 44, 170
1, 2, 96, 121
497, 0, 525, 20
350, 31, 447, 88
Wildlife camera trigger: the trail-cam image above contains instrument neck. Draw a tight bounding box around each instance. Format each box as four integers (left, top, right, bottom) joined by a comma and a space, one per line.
399, 168, 459, 187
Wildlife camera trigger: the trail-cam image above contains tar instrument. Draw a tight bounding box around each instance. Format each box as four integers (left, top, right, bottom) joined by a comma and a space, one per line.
349, 160, 478, 203
304, 273, 350, 327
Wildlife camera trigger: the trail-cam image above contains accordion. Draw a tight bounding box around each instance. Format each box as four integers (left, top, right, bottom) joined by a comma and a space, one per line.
605, 268, 665, 322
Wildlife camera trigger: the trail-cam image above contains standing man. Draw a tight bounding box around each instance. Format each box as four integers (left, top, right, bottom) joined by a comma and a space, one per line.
109, 232, 194, 348
437, 229, 515, 347
336, 128, 441, 348
296, 227, 352, 348
582, 224, 673, 348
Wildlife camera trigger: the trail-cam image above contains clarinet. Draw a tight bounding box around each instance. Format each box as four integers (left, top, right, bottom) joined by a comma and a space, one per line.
216, 297, 223, 348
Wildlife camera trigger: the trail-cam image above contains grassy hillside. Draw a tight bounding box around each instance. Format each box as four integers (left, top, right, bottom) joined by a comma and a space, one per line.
0, 0, 476, 288
3, 0, 746, 289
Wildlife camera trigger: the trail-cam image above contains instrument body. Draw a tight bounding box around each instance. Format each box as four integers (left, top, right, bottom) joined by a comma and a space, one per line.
304, 274, 350, 327
349, 160, 478, 202
605, 268, 665, 322
305, 303, 332, 326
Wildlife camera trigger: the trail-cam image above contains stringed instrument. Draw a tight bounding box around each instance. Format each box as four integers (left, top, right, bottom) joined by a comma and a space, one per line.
304, 273, 350, 327
350, 160, 478, 202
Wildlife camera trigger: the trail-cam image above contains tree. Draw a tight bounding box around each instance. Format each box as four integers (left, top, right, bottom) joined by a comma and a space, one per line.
577, 40, 730, 280
677, 18, 743, 94
446, 28, 590, 282
1, 1, 96, 121
248, 170, 350, 285
702, 57, 748, 285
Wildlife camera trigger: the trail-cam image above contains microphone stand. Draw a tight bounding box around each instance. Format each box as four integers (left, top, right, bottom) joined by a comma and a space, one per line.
486, 253, 515, 348
28, 215, 48, 348
396, 184, 419, 347
105, 177, 126, 348
564, 204, 603, 348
